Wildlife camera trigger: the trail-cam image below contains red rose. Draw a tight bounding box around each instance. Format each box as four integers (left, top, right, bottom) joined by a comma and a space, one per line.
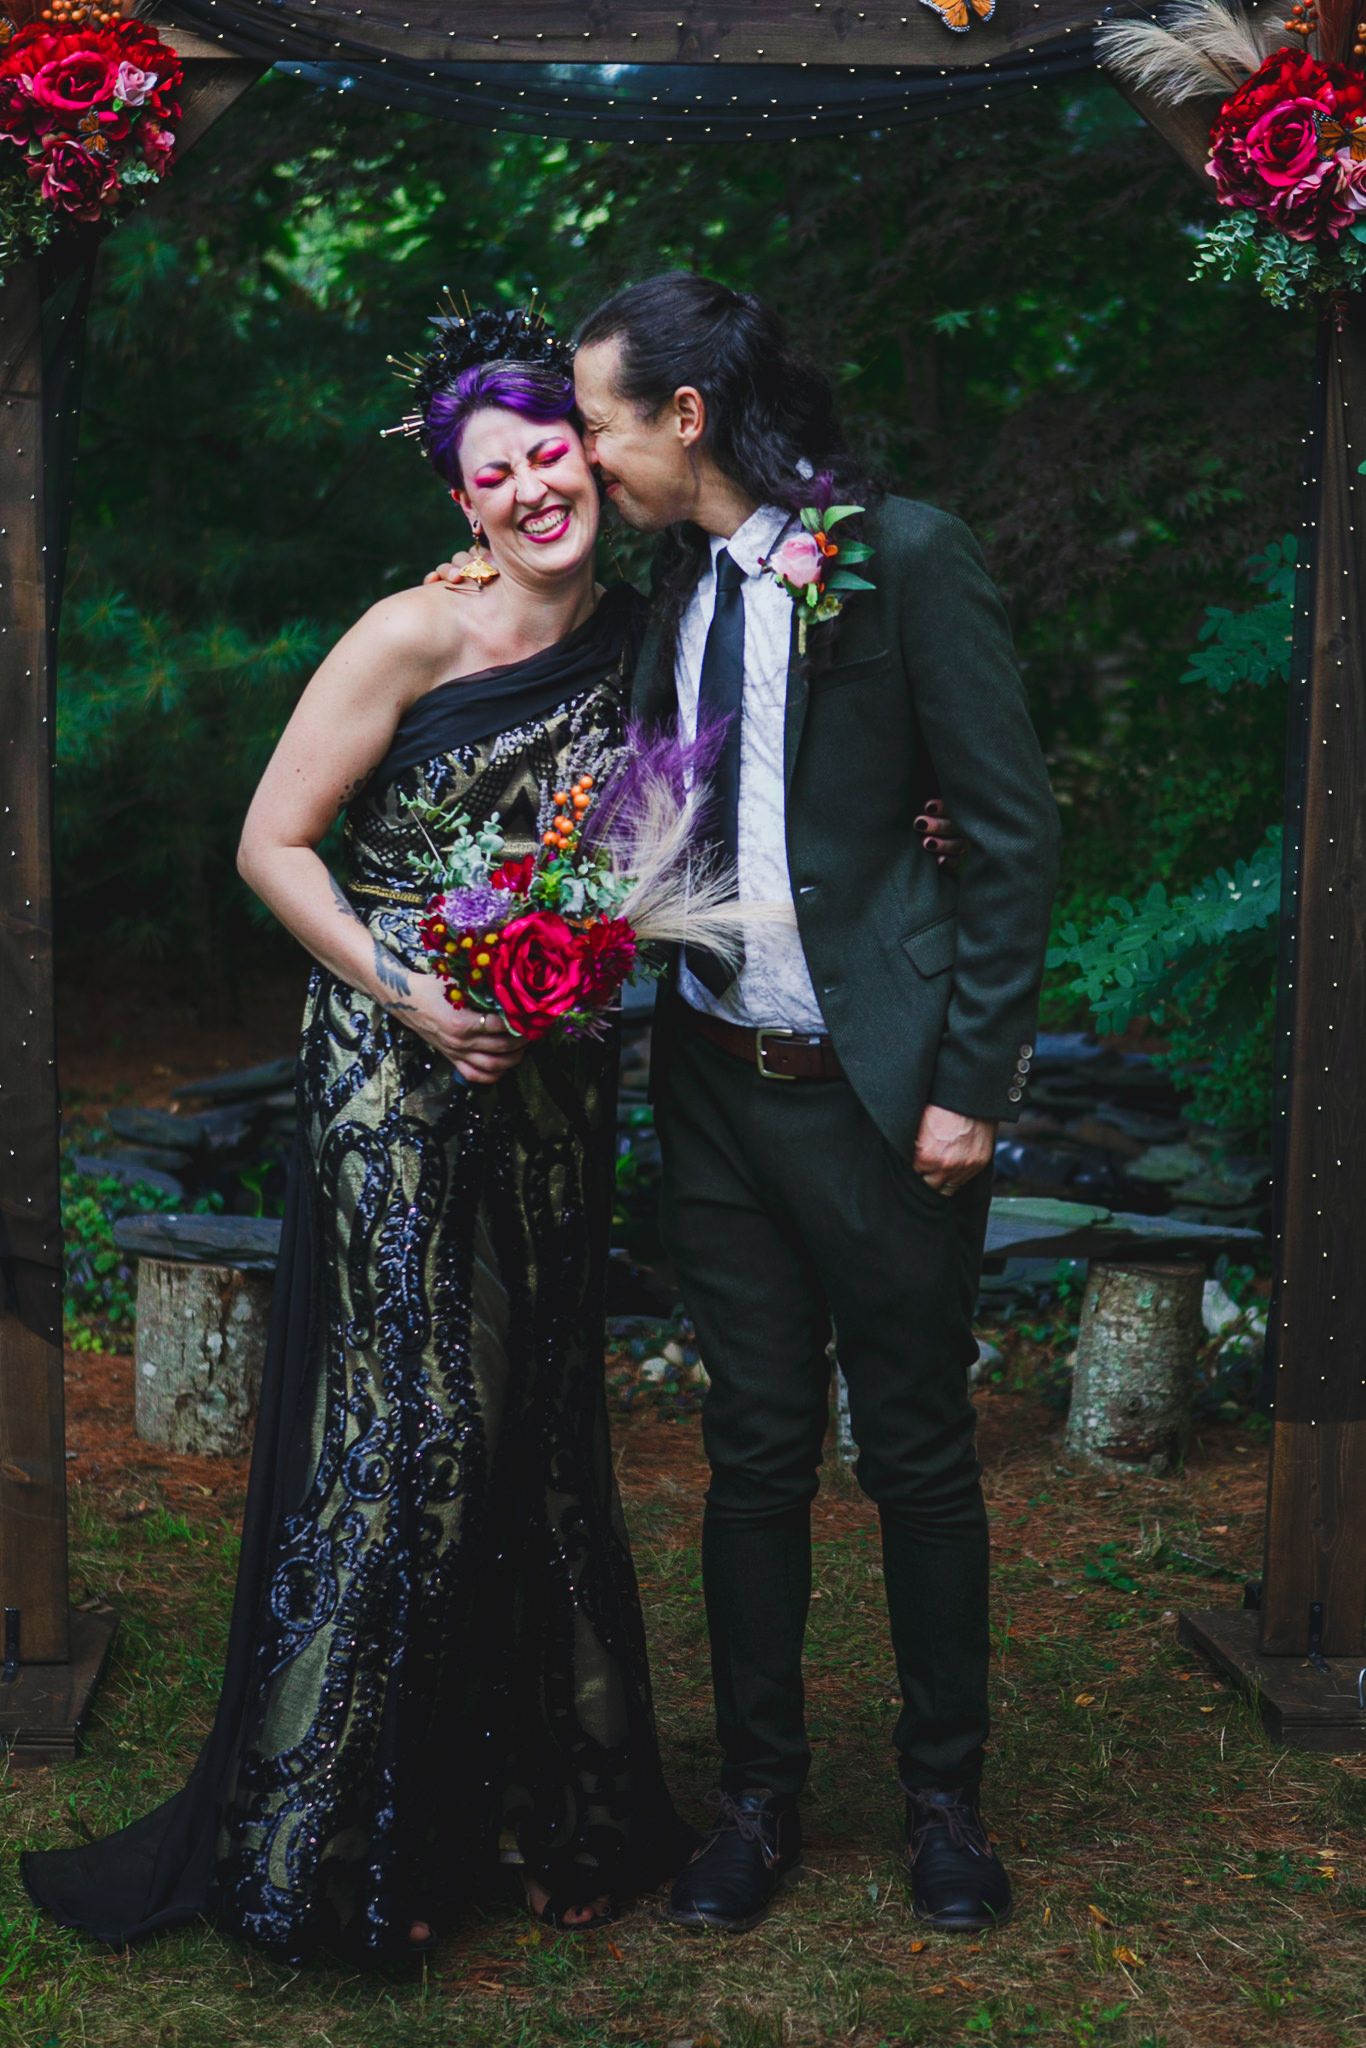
492, 855, 536, 895
579, 918, 638, 998
1210, 45, 1335, 148
489, 911, 587, 1039
30, 46, 119, 114
33, 135, 119, 219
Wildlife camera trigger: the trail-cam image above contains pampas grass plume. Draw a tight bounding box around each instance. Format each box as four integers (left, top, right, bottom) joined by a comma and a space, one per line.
1098, 0, 1279, 106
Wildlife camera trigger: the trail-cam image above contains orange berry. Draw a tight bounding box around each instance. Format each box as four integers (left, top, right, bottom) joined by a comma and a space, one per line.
542, 832, 558, 847
572, 793, 590, 812
553, 790, 569, 805
579, 775, 594, 790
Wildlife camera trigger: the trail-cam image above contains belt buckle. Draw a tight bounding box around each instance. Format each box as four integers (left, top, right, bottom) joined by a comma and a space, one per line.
755, 1028, 798, 1081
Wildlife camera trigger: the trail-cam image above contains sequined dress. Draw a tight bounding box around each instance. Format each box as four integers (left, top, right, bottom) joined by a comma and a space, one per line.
23, 583, 691, 1961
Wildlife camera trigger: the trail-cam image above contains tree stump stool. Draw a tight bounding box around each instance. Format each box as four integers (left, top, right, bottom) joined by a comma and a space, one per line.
1064, 1261, 1205, 1477
113, 1215, 282, 1458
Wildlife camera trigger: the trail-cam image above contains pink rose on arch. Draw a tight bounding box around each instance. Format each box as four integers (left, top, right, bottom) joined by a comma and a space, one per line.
139, 121, 175, 172
767, 531, 824, 589
29, 48, 120, 115
1241, 97, 1323, 189
113, 62, 159, 106
1333, 146, 1366, 214
35, 137, 119, 220
1265, 155, 1353, 242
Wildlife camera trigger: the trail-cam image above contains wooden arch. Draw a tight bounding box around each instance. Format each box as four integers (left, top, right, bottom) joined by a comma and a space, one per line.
0, 6, 1358, 1754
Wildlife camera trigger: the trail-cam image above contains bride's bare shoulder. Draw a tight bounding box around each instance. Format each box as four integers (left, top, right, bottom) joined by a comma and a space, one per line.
348, 583, 470, 672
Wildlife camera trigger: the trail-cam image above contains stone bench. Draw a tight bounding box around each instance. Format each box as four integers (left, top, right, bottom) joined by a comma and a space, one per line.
111, 1216, 283, 1458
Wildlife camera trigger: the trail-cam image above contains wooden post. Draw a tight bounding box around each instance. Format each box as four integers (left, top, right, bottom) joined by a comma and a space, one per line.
1259, 305, 1366, 1658
0, 259, 69, 1665
0, 39, 261, 1717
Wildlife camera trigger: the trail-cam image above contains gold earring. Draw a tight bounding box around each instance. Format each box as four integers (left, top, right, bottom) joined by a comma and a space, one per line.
457, 515, 500, 586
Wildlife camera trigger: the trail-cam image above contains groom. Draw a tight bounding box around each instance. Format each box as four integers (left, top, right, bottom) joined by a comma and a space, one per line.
440, 273, 1058, 1934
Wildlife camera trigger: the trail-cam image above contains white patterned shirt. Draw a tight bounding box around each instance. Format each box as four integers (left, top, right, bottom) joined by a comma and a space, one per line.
674, 504, 827, 1035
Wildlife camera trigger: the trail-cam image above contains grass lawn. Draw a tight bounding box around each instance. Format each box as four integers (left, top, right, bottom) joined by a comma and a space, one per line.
1, 1353, 1361, 2048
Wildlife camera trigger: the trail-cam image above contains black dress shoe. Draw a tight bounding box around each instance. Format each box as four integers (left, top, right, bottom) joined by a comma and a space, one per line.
665, 1789, 803, 1933
903, 1786, 1013, 1933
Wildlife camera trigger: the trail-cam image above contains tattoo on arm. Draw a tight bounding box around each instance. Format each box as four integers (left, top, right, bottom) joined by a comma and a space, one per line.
335, 769, 374, 816
373, 937, 415, 1012
329, 873, 362, 923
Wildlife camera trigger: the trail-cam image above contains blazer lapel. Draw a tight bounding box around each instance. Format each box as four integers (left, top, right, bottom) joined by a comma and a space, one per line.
782, 606, 809, 790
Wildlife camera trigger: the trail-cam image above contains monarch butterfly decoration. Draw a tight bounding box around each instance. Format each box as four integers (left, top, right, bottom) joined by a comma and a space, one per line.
917, 0, 995, 29
1318, 113, 1366, 160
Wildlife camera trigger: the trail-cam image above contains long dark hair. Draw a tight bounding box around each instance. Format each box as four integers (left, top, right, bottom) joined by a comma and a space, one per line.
577, 273, 877, 660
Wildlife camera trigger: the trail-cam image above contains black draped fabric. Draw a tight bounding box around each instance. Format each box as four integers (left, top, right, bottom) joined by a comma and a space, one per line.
23, 582, 692, 1960
164, 0, 1102, 141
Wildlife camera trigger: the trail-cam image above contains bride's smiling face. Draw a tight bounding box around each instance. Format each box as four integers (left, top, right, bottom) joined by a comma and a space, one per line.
454, 407, 599, 584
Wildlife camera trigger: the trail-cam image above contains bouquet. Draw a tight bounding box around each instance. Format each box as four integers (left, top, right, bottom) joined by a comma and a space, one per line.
1098, 0, 1366, 307
399, 720, 774, 1044
0, 6, 182, 276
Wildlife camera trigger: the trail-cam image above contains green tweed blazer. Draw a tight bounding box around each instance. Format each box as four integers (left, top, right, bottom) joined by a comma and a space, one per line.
629, 496, 1061, 1156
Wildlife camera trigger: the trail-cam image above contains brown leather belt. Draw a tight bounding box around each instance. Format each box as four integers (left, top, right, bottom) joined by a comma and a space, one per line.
682, 1005, 846, 1082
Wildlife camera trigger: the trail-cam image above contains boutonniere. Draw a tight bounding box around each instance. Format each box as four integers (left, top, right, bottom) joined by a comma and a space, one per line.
761, 495, 876, 654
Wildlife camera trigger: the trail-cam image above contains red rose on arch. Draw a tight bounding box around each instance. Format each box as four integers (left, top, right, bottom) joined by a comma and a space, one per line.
33, 135, 119, 219
489, 911, 588, 1039
579, 917, 638, 998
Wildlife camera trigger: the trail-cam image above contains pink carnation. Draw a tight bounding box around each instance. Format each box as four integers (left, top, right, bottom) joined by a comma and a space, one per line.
768, 532, 824, 589
139, 120, 175, 173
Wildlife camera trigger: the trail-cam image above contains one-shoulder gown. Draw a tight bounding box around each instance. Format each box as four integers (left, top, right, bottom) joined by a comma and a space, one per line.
24, 582, 692, 1961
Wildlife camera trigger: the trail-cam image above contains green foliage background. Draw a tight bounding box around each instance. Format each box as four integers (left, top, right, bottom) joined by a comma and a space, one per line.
56, 72, 1306, 1118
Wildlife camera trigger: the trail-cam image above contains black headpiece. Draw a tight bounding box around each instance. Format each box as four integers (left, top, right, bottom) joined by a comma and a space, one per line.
383, 292, 575, 452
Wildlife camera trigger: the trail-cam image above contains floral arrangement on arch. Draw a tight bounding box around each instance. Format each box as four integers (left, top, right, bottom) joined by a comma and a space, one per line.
0, 1, 182, 277
1100, 0, 1366, 308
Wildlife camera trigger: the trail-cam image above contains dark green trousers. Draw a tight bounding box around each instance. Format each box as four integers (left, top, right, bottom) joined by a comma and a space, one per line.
655, 1023, 993, 1799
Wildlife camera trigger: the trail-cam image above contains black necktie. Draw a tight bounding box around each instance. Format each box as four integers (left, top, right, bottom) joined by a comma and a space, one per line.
686, 548, 746, 998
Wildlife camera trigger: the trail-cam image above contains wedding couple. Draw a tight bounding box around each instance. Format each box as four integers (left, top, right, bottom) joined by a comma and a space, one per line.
24, 272, 1058, 1959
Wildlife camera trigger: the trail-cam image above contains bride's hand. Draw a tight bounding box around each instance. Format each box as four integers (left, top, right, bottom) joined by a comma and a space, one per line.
423, 552, 479, 590
384, 971, 526, 1084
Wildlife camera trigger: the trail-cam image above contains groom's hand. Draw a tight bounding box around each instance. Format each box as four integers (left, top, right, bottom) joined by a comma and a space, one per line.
424, 553, 477, 589
914, 1104, 997, 1197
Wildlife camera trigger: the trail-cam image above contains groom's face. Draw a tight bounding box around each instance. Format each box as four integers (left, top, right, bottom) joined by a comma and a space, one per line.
574, 339, 700, 533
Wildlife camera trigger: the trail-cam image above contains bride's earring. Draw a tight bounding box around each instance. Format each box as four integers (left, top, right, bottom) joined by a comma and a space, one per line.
451, 503, 500, 586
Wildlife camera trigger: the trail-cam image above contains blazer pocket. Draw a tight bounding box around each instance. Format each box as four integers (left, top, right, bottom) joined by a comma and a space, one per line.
901, 914, 957, 979
814, 648, 893, 691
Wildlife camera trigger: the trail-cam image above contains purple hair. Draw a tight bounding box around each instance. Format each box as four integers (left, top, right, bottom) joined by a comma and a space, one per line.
424, 359, 575, 489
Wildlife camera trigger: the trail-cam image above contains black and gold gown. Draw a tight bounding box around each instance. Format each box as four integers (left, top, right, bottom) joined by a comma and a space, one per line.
24, 582, 691, 1961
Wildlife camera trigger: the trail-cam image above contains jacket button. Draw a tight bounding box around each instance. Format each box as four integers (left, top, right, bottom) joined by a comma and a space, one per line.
1008, 1086, 1023, 1103
1020, 1043, 1034, 1058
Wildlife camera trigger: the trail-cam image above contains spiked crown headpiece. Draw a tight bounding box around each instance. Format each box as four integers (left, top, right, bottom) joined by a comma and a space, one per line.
384, 292, 575, 457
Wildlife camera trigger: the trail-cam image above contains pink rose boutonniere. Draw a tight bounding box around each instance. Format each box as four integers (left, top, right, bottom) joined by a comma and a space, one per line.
760, 488, 875, 652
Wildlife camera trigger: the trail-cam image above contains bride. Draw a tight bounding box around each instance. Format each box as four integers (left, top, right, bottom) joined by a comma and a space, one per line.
23, 306, 693, 1961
